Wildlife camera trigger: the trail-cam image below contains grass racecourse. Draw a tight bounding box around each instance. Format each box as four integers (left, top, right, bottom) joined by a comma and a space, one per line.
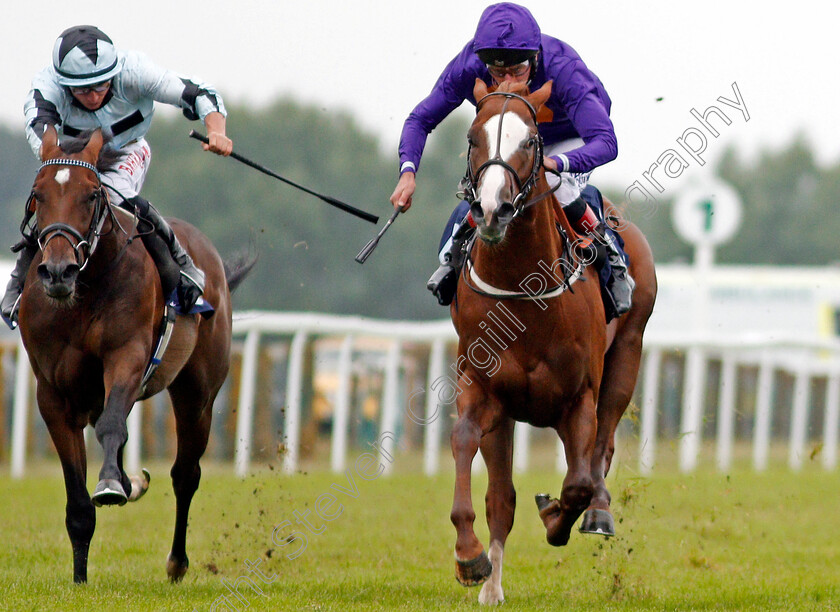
1, 445, 840, 611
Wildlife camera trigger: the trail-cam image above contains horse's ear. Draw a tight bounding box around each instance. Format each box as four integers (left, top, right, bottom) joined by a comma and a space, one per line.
528, 80, 553, 111
40, 124, 60, 159
474, 78, 489, 104
84, 129, 104, 162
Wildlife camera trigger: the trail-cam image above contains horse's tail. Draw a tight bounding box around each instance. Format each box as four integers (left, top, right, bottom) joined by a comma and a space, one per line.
223, 249, 258, 294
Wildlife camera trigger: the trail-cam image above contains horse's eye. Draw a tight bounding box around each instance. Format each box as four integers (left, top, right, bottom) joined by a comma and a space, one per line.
87, 192, 98, 204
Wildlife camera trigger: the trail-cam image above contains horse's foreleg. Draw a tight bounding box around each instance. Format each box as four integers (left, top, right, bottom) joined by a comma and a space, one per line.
537, 393, 596, 546
92, 385, 135, 506
166, 380, 213, 582
38, 388, 95, 583
478, 417, 515, 605
450, 414, 491, 586
582, 330, 645, 537
94, 357, 145, 506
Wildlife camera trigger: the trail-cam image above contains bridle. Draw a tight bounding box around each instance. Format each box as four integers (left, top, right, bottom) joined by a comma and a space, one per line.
458, 90, 582, 300
27, 158, 110, 272
460, 91, 556, 219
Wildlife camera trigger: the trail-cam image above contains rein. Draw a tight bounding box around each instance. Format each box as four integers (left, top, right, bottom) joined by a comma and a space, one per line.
29, 158, 115, 271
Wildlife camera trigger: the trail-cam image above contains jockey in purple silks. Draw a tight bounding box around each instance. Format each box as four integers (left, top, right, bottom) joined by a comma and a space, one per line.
390, 2, 634, 315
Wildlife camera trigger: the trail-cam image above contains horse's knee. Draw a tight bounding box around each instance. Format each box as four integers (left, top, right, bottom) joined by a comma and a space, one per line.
451, 418, 481, 452
93, 407, 128, 449
451, 505, 477, 529
65, 500, 96, 544
562, 480, 594, 512
486, 484, 516, 534
171, 462, 201, 497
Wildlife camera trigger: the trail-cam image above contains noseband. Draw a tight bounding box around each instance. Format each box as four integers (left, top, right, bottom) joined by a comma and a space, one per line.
461, 91, 545, 218
30, 158, 109, 271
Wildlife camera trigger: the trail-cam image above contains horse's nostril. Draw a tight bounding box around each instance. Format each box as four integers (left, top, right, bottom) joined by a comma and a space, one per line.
37, 261, 79, 286
498, 203, 515, 223
470, 201, 485, 223
62, 264, 80, 284
37, 263, 52, 282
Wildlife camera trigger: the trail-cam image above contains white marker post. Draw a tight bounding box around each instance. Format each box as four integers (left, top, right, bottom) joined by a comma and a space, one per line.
672, 179, 742, 472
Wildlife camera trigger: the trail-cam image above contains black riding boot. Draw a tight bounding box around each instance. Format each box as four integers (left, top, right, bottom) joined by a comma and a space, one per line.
1, 239, 38, 329
127, 196, 206, 314
564, 196, 635, 317
426, 221, 474, 306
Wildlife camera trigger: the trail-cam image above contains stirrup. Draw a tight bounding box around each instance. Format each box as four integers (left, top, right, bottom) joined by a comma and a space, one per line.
605, 248, 635, 316
427, 265, 458, 306
175, 269, 204, 312
1, 293, 22, 330
608, 273, 635, 316
177, 279, 202, 313
1, 270, 27, 330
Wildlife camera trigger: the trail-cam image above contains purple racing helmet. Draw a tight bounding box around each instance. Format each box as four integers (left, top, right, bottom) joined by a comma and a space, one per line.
473, 3, 541, 67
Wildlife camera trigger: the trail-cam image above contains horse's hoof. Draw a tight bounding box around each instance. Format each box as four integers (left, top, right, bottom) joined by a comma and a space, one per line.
545, 526, 571, 547
92, 479, 128, 507
478, 581, 504, 606
167, 553, 189, 582
455, 551, 493, 586
535, 493, 553, 511
579, 508, 615, 538
128, 469, 151, 502
536, 494, 571, 546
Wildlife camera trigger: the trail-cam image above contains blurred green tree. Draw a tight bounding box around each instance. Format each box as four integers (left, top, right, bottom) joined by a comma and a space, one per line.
1, 104, 839, 319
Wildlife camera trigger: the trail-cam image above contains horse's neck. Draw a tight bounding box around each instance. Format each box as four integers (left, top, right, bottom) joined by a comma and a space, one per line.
83, 210, 133, 280
473, 180, 565, 288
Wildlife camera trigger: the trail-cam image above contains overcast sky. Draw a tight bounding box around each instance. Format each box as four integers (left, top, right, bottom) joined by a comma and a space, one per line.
2, 0, 838, 195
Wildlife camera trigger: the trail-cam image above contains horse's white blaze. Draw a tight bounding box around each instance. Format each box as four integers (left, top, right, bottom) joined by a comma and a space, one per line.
478, 540, 505, 605
477, 112, 529, 220
54, 169, 70, 185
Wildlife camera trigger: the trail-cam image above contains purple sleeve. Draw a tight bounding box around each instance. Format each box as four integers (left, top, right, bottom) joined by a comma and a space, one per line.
398, 46, 479, 174
549, 61, 617, 174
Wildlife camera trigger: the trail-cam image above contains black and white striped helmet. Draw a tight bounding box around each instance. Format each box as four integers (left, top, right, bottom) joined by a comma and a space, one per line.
52, 25, 122, 87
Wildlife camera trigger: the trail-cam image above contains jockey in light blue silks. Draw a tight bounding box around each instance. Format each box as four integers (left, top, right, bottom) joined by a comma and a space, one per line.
1, 25, 233, 329
389, 2, 634, 318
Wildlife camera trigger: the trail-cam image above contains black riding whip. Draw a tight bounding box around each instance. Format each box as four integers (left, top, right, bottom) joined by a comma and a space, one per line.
355, 205, 405, 264
189, 130, 379, 224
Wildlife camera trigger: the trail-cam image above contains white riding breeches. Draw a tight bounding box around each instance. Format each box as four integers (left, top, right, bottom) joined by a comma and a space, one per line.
545, 138, 592, 206
101, 138, 152, 204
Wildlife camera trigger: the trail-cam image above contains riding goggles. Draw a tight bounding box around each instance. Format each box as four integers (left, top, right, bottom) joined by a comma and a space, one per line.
486, 62, 530, 79
69, 81, 112, 95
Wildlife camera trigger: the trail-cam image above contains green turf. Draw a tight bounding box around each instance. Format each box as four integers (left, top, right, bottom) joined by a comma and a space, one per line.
1, 451, 839, 611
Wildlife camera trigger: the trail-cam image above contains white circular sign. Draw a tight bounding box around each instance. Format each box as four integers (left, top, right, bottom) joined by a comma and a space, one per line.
672, 180, 742, 246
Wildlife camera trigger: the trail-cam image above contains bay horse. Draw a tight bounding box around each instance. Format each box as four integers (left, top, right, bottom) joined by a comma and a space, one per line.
18, 126, 254, 583
448, 80, 657, 604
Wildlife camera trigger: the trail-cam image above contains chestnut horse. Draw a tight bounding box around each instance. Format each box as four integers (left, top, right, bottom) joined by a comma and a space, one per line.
449, 80, 656, 604
18, 126, 253, 583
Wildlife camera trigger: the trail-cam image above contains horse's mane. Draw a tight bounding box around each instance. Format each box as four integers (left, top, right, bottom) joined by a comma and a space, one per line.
57, 130, 122, 173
